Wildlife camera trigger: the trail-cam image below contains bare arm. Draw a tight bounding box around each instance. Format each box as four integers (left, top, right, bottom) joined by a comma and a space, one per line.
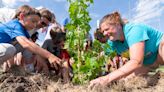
107, 41, 145, 82
15, 36, 61, 66
90, 41, 145, 86
16, 36, 51, 58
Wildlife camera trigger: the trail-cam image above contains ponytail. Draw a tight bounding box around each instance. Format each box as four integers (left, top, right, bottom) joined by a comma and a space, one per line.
99, 11, 127, 30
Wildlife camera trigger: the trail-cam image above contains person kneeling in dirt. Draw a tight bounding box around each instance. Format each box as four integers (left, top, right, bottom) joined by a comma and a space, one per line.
94, 29, 128, 73
38, 27, 73, 83
0, 5, 61, 74
89, 11, 164, 87
2, 6, 57, 73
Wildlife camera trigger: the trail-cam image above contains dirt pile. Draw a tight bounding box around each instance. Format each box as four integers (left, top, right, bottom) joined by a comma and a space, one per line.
0, 65, 164, 92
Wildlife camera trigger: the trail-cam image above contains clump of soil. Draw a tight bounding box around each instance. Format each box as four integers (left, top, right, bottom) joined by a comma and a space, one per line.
0, 65, 164, 92
0, 65, 55, 92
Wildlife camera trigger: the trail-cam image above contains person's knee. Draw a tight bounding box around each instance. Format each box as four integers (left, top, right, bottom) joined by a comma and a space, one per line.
0, 44, 16, 64
6, 45, 16, 58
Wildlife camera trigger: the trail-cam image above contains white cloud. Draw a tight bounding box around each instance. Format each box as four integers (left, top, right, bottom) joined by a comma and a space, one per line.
131, 0, 164, 23
90, 13, 100, 19
2, 0, 31, 7
2, 0, 17, 7
53, 0, 66, 2
64, 2, 69, 12
19, 0, 30, 2
0, 7, 15, 22
36, 6, 44, 10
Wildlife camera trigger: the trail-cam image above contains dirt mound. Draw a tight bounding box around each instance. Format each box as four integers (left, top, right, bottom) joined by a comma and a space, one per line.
0, 65, 50, 92
0, 65, 164, 92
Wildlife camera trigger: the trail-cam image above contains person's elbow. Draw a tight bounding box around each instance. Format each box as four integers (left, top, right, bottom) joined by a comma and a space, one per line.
130, 59, 143, 68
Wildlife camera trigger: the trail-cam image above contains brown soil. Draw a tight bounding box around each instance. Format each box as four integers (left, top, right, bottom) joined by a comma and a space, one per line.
0, 65, 164, 92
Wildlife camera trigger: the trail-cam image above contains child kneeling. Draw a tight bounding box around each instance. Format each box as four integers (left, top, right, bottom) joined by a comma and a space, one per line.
42, 27, 73, 83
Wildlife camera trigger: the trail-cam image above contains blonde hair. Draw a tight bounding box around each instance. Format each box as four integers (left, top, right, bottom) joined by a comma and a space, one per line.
99, 11, 127, 29
13, 5, 41, 20
13, 5, 32, 19
39, 8, 53, 22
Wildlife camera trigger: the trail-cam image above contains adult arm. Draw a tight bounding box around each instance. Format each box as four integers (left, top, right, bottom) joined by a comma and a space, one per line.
89, 41, 145, 86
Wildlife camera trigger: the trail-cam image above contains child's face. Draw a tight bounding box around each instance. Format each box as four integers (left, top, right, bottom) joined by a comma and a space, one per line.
23, 15, 40, 31
58, 40, 65, 49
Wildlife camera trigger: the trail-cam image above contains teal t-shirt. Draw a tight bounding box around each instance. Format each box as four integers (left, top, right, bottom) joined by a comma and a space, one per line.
106, 23, 163, 65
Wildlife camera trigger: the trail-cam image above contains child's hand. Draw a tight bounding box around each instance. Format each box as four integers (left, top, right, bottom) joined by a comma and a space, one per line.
48, 54, 62, 70
33, 55, 49, 74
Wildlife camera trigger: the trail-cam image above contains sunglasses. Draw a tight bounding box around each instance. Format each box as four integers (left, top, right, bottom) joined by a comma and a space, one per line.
41, 21, 48, 27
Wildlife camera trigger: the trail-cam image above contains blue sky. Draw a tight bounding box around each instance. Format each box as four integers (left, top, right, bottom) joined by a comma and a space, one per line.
0, 0, 164, 37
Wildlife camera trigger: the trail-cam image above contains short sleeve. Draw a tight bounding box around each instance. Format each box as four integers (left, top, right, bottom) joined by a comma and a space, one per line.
127, 25, 149, 47
5, 22, 30, 40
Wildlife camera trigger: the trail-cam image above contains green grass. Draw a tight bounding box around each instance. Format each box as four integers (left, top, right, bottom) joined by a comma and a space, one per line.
148, 65, 164, 75
156, 65, 164, 72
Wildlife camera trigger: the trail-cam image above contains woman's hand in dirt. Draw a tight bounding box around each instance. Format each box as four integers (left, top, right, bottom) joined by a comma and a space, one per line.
89, 75, 110, 89
48, 54, 62, 70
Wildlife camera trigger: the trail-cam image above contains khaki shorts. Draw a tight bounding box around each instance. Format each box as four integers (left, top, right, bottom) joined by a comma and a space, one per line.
0, 43, 33, 64
0, 43, 16, 64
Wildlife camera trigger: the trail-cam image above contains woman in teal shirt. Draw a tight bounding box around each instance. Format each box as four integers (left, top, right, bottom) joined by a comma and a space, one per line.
90, 11, 164, 87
